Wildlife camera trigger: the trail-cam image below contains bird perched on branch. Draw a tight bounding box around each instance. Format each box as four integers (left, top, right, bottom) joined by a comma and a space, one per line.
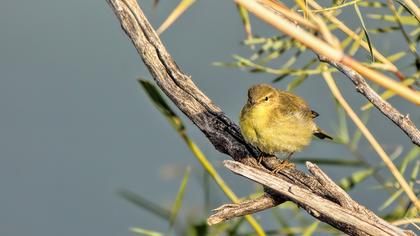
240, 84, 332, 172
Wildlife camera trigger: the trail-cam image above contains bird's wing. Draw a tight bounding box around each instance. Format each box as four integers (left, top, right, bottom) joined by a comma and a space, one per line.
276, 91, 313, 121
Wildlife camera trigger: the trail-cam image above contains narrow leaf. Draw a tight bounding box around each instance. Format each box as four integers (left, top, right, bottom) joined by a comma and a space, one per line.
139, 79, 185, 133
118, 189, 171, 221
379, 189, 403, 211
367, 14, 418, 25
236, 4, 253, 42
339, 168, 375, 191
130, 227, 163, 236
399, 147, 420, 174
302, 221, 320, 236
169, 166, 191, 227
354, 3, 375, 62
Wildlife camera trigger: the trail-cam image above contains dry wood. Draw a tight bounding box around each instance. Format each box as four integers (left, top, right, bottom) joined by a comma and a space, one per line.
219, 160, 414, 236
106, 0, 416, 235
207, 194, 282, 225
319, 56, 420, 146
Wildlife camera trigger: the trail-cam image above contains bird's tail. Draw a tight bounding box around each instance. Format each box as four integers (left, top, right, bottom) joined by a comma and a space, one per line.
313, 128, 333, 140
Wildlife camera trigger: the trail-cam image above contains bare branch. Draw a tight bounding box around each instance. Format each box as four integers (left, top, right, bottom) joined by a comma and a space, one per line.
220, 160, 413, 236
207, 194, 282, 225
319, 56, 420, 146
106, 0, 415, 235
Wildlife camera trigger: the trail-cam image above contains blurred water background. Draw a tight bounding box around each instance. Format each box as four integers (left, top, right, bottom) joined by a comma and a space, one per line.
0, 0, 418, 235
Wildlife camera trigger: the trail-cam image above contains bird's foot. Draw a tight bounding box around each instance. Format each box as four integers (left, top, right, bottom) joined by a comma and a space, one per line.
257, 155, 264, 165
271, 159, 295, 174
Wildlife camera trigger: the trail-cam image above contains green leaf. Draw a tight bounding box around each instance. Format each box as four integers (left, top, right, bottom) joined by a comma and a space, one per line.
341, 34, 355, 50
354, 3, 375, 62
130, 227, 163, 236
348, 30, 364, 56
336, 102, 350, 143
287, 76, 308, 91
368, 26, 400, 34
409, 159, 419, 182
302, 221, 320, 236
357, 1, 387, 8
367, 14, 419, 25
350, 108, 371, 149
139, 79, 185, 133
386, 51, 407, 62
379, 189, 403, 211
169, 166, 191, 227
118, 189, 171, 221
410, 27, 420, 37
236, 5, 253, 42
399, 147, 420, 174
281, 46, 306, 69
339, 168, 375, 191
280, 59, 317, 88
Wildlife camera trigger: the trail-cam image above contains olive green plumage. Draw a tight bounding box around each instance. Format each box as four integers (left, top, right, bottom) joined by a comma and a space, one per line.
239, 84, 331, 155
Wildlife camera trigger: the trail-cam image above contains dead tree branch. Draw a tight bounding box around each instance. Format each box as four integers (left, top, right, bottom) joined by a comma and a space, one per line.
208, 194, 282, 225
218, 160, 413, 236
106, 0, 415, 235
319, 57, 420, 146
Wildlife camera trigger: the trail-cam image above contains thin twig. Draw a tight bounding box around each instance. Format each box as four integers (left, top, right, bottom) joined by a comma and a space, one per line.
235, 0, 420, 104
106, 0, 416, 234
306, 0, 402, 76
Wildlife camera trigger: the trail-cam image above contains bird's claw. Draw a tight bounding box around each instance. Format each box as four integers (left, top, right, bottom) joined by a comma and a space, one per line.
272, 159, 295, 174
257, 156, 264, 165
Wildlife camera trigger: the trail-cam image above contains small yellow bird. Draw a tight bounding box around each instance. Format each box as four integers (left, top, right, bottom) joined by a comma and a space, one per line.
239, 84, 332, 170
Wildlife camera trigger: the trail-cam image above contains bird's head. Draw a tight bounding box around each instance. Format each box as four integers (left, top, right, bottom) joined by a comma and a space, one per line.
247, 84, 278, 107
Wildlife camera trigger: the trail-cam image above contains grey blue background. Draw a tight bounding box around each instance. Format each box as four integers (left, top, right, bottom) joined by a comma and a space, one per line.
0, 0, 418, 235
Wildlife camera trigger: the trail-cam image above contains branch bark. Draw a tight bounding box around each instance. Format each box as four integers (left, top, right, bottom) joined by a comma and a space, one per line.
208, 194, 282, 225
106, 0, 416, 235
217, 161, 414, 236
319, 56, 420, 146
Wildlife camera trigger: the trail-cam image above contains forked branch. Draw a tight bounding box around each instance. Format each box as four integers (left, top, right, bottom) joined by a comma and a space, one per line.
106, 0, 415, 235
319, 56, 420, 146
210, 161, 413, 236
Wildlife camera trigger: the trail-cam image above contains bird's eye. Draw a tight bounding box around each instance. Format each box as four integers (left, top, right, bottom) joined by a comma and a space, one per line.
264, 96, 269, 101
